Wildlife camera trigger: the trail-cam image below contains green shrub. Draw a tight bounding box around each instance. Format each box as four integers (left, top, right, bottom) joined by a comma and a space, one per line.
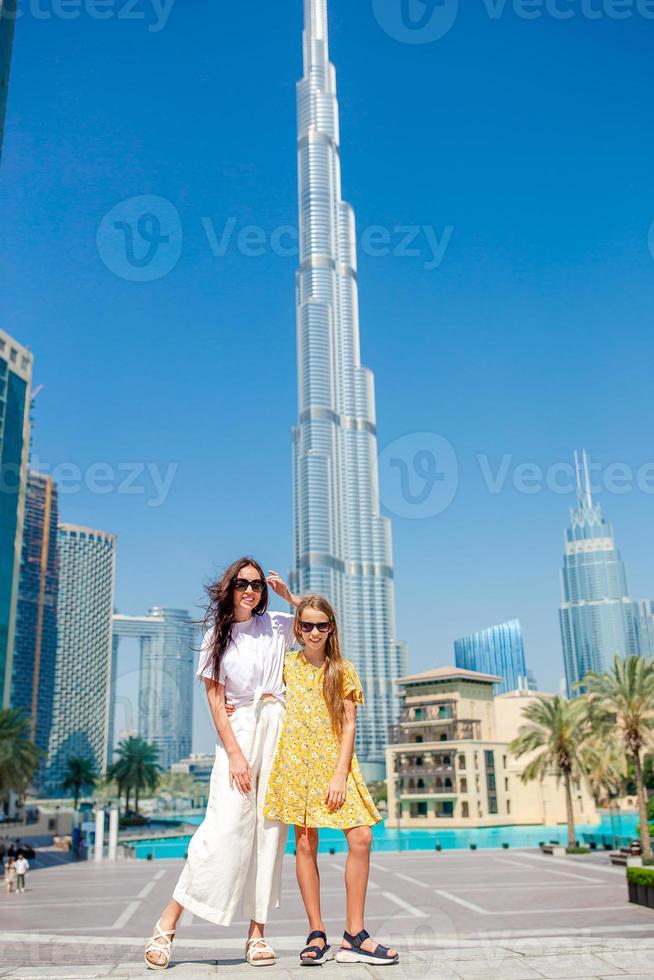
626, 867, 654, 886
643, 857, 654, 867
566, 846, 590, 854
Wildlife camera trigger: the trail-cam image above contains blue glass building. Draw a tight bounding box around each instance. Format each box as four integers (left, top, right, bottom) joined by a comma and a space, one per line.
0, 329, 32, 708
0, 0, 16, 164
11, 472, 59, 779
560, 451, 644, 695
454, 620, 527, 695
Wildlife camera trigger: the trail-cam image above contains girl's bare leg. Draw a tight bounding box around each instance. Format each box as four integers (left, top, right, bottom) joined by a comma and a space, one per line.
294, 825, 326, 959
341, 826, 397, 958
145, 898, 183, 967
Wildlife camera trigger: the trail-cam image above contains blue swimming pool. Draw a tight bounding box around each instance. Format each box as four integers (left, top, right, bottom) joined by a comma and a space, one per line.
127, 811, 640, 860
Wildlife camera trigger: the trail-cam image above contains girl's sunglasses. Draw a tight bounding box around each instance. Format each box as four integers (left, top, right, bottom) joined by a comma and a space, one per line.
299, 620, 333, 634
234, 578, 266, 593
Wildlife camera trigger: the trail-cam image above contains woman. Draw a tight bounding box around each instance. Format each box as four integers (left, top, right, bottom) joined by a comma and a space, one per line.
144, 557, 301, 970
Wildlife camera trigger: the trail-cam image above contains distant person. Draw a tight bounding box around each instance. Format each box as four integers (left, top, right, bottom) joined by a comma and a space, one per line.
4, 859, 16, 895
263, 595, 399, 966
7, 842, 16, 860
14, 853, 29, 893
144, 558, 302, 970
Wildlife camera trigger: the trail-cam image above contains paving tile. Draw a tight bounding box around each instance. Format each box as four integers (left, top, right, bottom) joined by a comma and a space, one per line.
6, 970, 114, 979
447, 959, 544, 980
520, 956, 617, 978
595, 950, 654, 973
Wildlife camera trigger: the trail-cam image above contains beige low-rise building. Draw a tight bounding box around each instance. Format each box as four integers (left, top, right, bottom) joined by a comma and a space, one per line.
385, 666, 597, 828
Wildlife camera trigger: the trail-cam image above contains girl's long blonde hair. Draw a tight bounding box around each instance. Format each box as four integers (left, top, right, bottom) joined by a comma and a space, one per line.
295, 595, 345, 737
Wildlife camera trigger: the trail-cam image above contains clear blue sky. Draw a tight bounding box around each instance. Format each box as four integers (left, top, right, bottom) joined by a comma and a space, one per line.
1, 2, 653, 753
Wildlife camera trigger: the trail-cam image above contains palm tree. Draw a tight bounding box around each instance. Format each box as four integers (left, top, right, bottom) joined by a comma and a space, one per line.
110, 737, 159, 815
581, 734, 626, 807
0, 709, 43, 805
509, 695, 591, 848
61, 756, 98, 809
582, 655, 654, 859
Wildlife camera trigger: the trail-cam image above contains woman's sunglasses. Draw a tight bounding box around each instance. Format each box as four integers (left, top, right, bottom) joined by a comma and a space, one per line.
298, 620, 333, 634
234, 578, 266, 593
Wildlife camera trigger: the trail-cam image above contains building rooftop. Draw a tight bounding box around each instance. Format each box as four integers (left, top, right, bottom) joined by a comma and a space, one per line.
396, 665, 503, 685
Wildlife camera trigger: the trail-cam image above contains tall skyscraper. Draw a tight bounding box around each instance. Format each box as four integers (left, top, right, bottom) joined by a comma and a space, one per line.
0, 0, 16, 164
0, 329, 32, 708
454, 620, 528, 696
111, 608, 197, 770
290, 0, 407, 779
636, 599, 654, 661
11, 472, 59, 770
45, 524, 116, 792
560, 451, 644, 695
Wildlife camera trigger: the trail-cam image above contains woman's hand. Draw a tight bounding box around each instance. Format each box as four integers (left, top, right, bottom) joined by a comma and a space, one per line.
228, 750, 252, 794
267, 570, 298, 606
325, 772, 347, 811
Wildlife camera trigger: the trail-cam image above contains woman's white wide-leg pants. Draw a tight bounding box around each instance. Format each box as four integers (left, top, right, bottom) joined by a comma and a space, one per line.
173, 699, 288, 926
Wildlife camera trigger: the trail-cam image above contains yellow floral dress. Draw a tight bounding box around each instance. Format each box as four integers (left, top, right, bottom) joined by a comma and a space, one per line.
264, 651, 381, 830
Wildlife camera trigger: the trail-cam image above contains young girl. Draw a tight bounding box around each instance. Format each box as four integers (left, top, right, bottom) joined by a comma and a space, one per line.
4, 858, 16, 895
264, 595, 399, 967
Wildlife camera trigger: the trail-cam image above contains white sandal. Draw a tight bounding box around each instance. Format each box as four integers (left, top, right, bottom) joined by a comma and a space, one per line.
245, 937, 276, 967
144, 919, 176, 971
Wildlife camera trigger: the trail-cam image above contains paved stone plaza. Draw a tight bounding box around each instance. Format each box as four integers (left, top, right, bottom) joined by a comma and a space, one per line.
1, 847, 653, 978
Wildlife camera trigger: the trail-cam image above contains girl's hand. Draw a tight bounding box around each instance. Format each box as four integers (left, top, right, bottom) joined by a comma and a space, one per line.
228, 750, 252, 794
326, 772, 347, 811
225, 701, 235, 717
267, 570, 294, 604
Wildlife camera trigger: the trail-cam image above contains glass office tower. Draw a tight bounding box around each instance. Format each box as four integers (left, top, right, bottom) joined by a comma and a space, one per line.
560, 451, 643, 695
111, 608, 197, 770
290, 0, 407, 778
0, 0, 16, 164
0, 329, 32, 708
11, 472, 59, 774
454, 620, 528, 695
45, 524, 116, 792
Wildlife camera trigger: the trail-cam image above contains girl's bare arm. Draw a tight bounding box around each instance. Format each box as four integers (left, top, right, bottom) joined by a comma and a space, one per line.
204, 679, 252, 794
326, 697, 357, 811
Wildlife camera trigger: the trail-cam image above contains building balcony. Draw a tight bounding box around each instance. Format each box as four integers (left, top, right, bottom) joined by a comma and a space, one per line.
398, 789, 458, 800
389, 720, 481, 745
394, 764, 454, 777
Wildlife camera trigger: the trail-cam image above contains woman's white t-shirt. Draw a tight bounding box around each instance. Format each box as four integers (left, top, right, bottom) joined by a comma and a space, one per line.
196, 611, 296, 708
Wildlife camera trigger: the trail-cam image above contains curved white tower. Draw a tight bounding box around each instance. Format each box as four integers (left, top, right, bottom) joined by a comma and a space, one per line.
291, 0, 407, 778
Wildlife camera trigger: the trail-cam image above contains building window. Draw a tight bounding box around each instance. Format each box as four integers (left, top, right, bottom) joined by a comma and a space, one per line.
504, 777, 509, 791
460, 777, 467, 793
458, 754, 466, 769
474, 752, 479, 769
506, 800, 511, 815
439, 734, 447, 742
415, 735, 423, 743
502, 755, 507, 768
461, 801, 469, 818
489, 797, 498, 814
485, 751, 495, 770
416, 756, 423, 767
487, 774, 496, 791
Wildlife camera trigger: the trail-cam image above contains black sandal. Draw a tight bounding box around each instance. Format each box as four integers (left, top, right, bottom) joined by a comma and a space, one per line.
300, 930, 330, 966
335, 929, 399, 966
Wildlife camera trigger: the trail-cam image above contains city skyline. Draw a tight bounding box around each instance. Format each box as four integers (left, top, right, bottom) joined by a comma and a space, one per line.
1, 4, 653, 715
290, 0, 407, 778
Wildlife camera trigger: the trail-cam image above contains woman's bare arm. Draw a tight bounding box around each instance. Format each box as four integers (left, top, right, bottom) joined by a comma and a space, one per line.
204, 679, 251, 793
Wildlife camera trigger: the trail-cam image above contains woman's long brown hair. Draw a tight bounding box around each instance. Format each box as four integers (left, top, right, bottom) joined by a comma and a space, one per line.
295, 595, 346, 737
204, 556, 268, 682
